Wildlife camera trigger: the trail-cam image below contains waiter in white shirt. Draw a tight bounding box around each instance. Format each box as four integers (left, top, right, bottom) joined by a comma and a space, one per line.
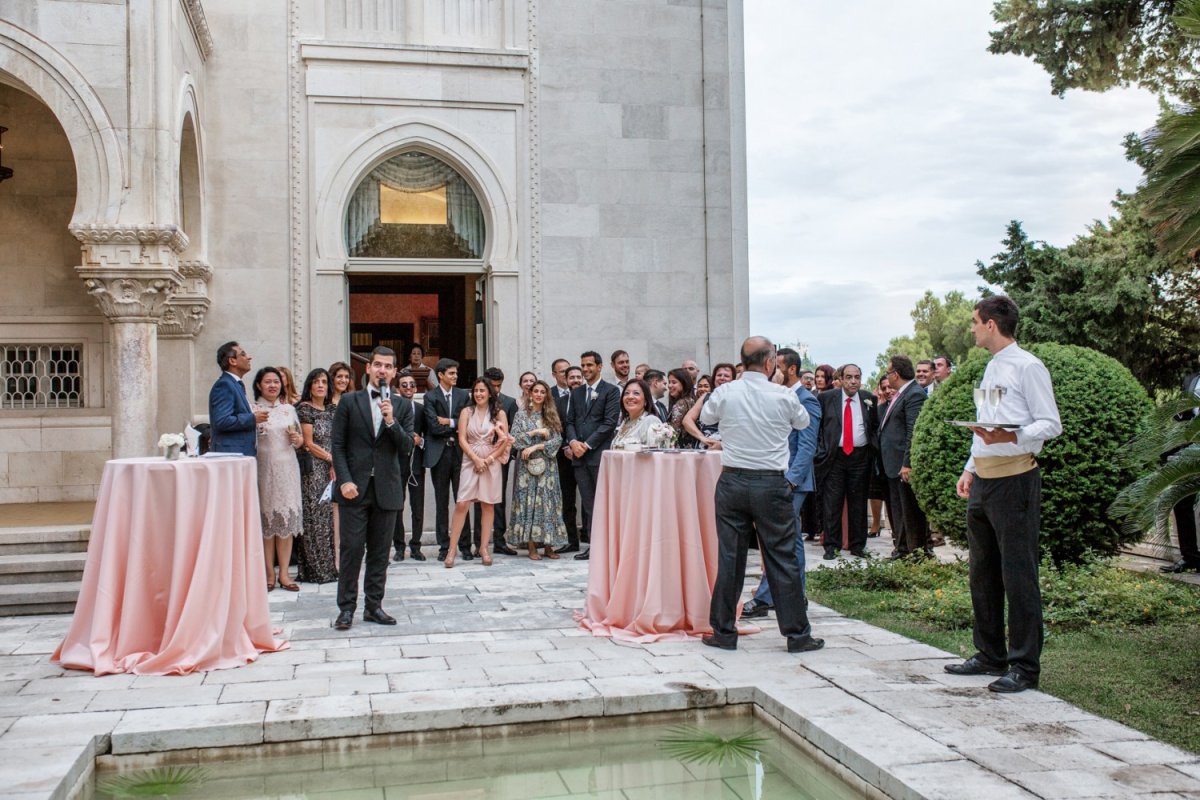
946, 296, 1062, 694
698, 336, 824, 654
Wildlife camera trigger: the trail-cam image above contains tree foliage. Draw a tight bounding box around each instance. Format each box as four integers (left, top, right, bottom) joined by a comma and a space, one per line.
873, 291, 980, 377
976, 189, 1200, 392
989, 0, 1200, 103
910, 343, 1152, 565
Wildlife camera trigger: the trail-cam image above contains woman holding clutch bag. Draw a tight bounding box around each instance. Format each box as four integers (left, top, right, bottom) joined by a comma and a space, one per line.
509, 380, 568, 560
253, 366, 304, 591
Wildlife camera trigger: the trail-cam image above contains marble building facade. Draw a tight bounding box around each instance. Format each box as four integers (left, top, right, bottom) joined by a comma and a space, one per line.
0, 0, 749, 501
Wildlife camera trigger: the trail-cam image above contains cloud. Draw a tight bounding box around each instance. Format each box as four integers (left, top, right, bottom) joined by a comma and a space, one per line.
745, 0, 1160, 369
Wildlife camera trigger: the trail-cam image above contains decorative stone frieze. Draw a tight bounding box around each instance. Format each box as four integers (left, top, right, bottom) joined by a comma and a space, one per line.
69, 223, 190, 252
182, 0, 215, 60
159, 260, 212, 339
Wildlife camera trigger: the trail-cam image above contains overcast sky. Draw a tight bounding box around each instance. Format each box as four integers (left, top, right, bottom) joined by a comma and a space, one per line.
743, 0, 1161, 372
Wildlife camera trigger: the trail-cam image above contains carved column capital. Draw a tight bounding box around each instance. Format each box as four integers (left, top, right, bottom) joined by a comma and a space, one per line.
159, 260, 213, 339
73, 225, 187, 322
70, 223, 190, 253
78, 271, 181, 322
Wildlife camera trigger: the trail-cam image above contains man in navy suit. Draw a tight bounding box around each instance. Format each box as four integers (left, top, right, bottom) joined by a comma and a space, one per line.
565, 350, 621, 561
814, 363, 879, 560
208, 341, 267, 456
879, 355, 930, 559
743, 347, 822, 618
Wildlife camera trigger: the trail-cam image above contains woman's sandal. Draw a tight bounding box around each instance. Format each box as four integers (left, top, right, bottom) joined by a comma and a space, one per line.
267, 581, 276, 592
280, 581, 300, 592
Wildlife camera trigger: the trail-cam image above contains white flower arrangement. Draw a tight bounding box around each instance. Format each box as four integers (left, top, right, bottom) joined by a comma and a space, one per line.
648, 421, 677, 449
157, 433, 185, 448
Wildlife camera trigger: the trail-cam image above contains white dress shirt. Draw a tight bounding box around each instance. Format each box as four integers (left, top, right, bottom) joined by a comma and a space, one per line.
839, 390, 868, 448
964, 342, 1062, 474
699, 371, 810, 470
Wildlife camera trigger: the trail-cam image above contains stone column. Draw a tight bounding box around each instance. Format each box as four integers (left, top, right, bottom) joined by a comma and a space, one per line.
71, 224, 186, 460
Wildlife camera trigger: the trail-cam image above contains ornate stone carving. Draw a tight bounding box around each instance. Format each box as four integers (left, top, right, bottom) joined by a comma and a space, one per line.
181, 0, 215, 60
77, 271, 180, 322
159, 260, 212, 339
288, 0, 306, 373
69, 223, 190, 253
527, 0, 544, 367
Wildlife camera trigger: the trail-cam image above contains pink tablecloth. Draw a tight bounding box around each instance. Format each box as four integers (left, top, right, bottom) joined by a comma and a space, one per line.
580, 450, 726, 642
53, 456, 287, 675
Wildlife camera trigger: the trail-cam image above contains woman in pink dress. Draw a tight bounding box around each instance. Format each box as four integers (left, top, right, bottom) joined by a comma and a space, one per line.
445, 378, 514, 568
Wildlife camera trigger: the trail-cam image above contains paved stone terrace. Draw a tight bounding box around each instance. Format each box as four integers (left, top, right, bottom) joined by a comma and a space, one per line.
2, 536, 1199, 800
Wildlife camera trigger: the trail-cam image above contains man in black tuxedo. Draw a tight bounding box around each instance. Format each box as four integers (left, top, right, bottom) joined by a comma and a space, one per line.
551, 360, 581, 552
565, 351, 621, 561
814, 363, 878, 560
878, 355, 930, 559
471, 367, 520, 556
331, 346, 414, 630
423, 358, 471, 561
391, 371, 427, 562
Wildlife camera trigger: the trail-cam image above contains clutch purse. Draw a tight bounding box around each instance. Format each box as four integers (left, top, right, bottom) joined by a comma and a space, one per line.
525, 453, 547, 476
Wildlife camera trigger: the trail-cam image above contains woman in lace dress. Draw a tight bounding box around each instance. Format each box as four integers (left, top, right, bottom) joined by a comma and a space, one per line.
296, 368, 338, 583
445, 378, 514, 568
611, 379, 661, 450
509, 380, 568, 559
253, 367, 304, 591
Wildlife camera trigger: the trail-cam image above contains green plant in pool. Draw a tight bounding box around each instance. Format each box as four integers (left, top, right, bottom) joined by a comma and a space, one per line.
657, 725, 768, 765
97, 766, 210, 798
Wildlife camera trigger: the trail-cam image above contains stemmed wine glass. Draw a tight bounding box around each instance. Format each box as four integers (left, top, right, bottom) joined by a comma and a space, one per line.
973, 386, 987, 421
987, 387, 1006, 423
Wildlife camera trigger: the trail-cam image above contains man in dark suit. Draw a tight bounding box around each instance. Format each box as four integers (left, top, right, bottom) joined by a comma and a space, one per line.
208, 341, 267, 456
424, 358, 471, 561
814, 363, 878, 559
743, 348, 822, 618
554, 363, 583, 553
879, 355, 930, 559
471, 367, 520, 556
565, 350, 621, 561
391, 370, 427, 562
331, 346, 414, 631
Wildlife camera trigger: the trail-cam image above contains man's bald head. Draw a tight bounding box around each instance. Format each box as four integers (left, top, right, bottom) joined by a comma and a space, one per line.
740, 336, 776, 373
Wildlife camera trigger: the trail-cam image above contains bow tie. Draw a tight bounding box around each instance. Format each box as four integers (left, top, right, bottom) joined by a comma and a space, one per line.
370, 389, 384, 399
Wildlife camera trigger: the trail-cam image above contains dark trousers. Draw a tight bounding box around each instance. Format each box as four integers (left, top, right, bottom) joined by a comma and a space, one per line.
574, 460, 601, 545
472, 460, 511, 548
821, 447, 871, 553
430, 445, 468, 554
336, 479, 396, 614
392, 458, 425, 554
888, 475, 930, 555
709, 471, 812, 645
966, 468, 1043, 678
1173, 494, 1200, 567
558, 451, 580, 547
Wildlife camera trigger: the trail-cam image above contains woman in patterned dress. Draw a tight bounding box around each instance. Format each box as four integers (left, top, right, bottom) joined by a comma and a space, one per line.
253, 367, 304, 591
509, 380, 568, 559
296, 368, 338, 583
666, 367, 698, 448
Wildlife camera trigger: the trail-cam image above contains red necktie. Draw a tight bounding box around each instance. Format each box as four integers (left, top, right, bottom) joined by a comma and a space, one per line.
842, 397, 854, 455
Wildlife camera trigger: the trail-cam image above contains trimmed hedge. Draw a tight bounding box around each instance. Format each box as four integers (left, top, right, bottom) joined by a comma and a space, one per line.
909, 343, 1151, 564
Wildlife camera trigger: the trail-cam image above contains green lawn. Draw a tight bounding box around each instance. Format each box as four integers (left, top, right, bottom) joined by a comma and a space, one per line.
808, 585, 1200, 754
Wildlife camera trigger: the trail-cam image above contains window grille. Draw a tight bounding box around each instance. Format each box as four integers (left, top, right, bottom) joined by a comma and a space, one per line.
2, 344, 84, 409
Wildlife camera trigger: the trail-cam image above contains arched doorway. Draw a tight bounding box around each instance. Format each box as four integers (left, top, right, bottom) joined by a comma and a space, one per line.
343, 150, 487, 386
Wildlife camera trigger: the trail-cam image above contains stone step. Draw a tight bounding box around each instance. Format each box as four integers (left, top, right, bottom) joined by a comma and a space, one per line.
0, 552, 88, 584
0, 580, 79, 616
0, 525, 90, 556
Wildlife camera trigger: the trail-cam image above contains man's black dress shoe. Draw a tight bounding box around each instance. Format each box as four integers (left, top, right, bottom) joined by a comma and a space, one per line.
787, 636, 825, 653
334, 610, 353, 631
437, 550, 448, 561
741, 600, 773, 619
701, 635, 737, 651
989, 670, 1038, 693
363, 608, 397, 625
850, 549, 869, 559
822, 548, 837, 561
1160, 558, 1200, 573
392, 550, 405, 562
410, 550, 426, 562
944, 655, 1007, 677
555, 544, 580, 554
888, 550, 909, 562
804, 532, 817, 541
460, 549, 475, 561
494, 544, 519, 556
574, 548, 590, 561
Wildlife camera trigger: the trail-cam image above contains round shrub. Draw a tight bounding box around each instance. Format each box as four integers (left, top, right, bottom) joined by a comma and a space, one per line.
909, 343, 1151, 564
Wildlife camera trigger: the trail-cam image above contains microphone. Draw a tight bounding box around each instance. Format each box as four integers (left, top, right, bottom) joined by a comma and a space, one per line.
378, 379, 391, 405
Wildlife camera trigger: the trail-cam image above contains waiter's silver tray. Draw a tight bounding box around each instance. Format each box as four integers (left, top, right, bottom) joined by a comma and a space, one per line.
945, 420, 1021, 430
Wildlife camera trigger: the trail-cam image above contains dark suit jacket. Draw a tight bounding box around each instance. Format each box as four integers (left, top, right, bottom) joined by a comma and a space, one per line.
815, 389, 879, 468
497, 392, 519, 432
878, 381, 927, 478
785, 384, 822, 493
208, 372, 257, 456
398, 396, 426, 471
423, 385, 470, 468
331, 389, 413, 508
565, 380, 621, 466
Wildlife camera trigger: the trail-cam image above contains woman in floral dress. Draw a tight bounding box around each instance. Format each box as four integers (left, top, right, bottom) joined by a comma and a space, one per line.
296, 368, 337, 583
509, 380, 568, 559
253, 367, 304, 591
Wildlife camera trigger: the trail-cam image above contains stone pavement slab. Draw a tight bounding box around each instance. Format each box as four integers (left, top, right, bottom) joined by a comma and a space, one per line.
0, 533, 1197, 799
